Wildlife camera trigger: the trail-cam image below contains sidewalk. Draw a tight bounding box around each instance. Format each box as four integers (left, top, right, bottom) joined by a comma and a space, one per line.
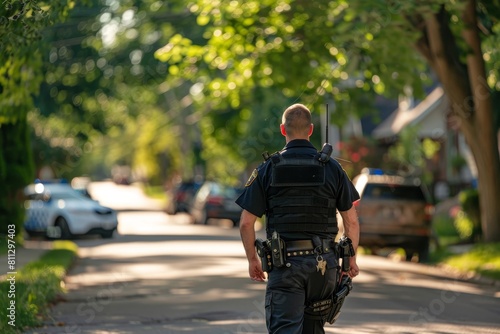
1, 240, 53, 277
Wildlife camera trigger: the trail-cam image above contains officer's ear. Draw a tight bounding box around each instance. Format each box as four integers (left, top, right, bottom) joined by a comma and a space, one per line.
308, 124, 314, 137
280, 124, 287, 137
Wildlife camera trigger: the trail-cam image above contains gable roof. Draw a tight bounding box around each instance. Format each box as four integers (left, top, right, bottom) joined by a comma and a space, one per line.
372, 86, 449, 140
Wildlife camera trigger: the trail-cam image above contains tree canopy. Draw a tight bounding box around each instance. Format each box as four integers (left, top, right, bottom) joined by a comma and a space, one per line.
4, 0, 499, 240
0, 0, 76, 241
154, 0, 500, 240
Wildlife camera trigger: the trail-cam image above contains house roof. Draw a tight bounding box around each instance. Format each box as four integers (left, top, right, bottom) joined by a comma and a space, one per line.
372, 86, 448, 140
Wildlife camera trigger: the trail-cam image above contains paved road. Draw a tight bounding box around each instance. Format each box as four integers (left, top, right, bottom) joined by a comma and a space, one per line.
26, 182, 500, 334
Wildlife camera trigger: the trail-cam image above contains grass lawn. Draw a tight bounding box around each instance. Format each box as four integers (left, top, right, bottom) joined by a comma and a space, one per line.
438, 243, 500, 281
431, 211, 500, 281
0, 240, 78, 334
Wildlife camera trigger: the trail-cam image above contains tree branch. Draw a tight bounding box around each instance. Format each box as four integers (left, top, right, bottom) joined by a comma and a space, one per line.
462, 0, 492, 129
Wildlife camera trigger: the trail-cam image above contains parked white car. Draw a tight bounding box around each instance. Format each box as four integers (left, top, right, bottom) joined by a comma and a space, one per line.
24, 182, 118, 239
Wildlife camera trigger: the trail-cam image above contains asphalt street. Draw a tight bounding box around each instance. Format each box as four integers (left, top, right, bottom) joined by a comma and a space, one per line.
24, 182, 500, 334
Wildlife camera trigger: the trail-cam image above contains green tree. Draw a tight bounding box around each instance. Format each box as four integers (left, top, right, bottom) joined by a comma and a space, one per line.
0, 1, 75, 241
155, 0, 500, 242
387, 126, 441, 183
31, 0, 205, 185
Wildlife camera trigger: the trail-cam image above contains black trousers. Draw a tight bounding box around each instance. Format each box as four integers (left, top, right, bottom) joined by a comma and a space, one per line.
265, 252, 339, 334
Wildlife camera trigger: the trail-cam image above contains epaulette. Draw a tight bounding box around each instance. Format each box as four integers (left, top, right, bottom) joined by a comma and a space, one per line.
262, 151, 281, 163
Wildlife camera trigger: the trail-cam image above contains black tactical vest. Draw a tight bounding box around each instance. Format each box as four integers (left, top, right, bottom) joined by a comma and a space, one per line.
266, 153, 338, 234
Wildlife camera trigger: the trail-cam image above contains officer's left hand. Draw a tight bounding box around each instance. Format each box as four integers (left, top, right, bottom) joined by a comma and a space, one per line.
249, 258, 267, 282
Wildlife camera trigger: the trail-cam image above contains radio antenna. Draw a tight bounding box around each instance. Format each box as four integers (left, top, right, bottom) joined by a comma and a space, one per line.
325, 104, 329, 143
318, 103, 333, 163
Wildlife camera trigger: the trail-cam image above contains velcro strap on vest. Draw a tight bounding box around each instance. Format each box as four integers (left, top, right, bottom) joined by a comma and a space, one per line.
270, 206, 337, 216
269, 196, 335, 208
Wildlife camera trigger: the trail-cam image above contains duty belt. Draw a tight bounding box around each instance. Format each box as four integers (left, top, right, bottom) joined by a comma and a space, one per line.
285, 239, 335, 257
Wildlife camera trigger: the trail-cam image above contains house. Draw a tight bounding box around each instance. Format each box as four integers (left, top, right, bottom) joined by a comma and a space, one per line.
370, 86, 476, 199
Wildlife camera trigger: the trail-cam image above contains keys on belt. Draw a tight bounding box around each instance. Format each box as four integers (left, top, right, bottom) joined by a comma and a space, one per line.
258, 232, 336, 276
285, 238, 335, 276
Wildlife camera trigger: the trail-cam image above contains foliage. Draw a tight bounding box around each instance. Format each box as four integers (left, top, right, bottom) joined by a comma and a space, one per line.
156, 0, 428, 111
455, 189, 481, 241
5, 1, 499, 237
0, 0, 76, 123
432, 214, 462, 248
459, 189, 480, 221
454, 210, 475, 240
0, 120, 34, 241
0, 241, 78, 333
443, 242, 500, 281
29, 0, 197, 184
154, 0, 500, 240
0, 1, 75, 241
450, 154, 467, 171
335, 136, 383, 179
432, 190, 481, 245
389, 126, 429, 171
386, 126, 440, 185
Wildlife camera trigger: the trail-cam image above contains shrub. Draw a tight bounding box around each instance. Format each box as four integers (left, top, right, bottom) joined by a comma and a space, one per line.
457, 189, 481, 241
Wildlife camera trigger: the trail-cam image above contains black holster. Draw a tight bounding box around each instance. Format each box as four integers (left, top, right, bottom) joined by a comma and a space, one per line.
270, 231, 286, 268
308, 236, 355, 323
255, 238, 273, 272
326, 275, 353, 324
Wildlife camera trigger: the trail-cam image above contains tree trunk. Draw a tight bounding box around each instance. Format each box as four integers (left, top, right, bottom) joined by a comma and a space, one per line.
417, 1, 500, 242
461, 0, 500, 242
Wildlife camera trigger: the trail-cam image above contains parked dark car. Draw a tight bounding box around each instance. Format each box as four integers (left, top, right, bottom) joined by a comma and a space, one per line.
190, 182, 243, 227
166, 181, 202, 214
351, 168, 434, 261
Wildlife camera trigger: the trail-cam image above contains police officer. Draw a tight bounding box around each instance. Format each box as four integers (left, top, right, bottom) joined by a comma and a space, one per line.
236, 103, 360, 334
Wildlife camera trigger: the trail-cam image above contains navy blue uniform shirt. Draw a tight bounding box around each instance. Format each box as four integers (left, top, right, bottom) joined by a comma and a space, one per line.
236, 139, 360, 240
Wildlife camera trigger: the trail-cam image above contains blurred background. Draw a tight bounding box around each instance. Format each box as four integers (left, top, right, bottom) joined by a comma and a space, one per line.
1, 0, 500, 266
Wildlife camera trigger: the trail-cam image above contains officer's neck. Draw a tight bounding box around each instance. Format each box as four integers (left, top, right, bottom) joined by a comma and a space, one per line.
285, 136, 310, 143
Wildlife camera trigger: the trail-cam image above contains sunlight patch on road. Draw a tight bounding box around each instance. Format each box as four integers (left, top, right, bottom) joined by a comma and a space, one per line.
119, 257, 250, 280
79, 240, 246, 258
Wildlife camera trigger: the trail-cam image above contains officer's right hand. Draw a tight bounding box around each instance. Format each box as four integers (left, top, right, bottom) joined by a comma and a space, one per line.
249, 258, 267, 282
348, 256, 359, 278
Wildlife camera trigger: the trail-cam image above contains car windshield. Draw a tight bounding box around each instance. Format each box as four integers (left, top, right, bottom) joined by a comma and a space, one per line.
49, 190, 87, 200
178, 182, 201, 193
25, 184, 88, 201
211, 184, 240, 198
363, 184, 426, 201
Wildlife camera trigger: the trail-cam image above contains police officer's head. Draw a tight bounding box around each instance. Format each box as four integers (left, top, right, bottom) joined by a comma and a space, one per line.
280, 104, 314, 142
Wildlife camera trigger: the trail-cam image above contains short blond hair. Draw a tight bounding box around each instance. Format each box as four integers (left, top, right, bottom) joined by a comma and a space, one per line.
282, 104, 312, 137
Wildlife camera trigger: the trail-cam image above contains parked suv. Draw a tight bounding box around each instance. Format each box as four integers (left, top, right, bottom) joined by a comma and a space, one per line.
352, 168, 434, 261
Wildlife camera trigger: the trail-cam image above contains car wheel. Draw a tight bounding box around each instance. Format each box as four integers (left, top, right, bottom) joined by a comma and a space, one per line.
55, 217, 72, 239
24, 229, 33, 239
416, 240, 430, 262
101, 230, 114, 239
405, 247, 429, 262
417, 247, 429, 262
404, 249, 415, 262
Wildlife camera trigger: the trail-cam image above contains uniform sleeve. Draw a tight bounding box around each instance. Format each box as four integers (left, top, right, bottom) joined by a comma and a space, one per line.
235, 165, 267, 217
333, 162, 360, 211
